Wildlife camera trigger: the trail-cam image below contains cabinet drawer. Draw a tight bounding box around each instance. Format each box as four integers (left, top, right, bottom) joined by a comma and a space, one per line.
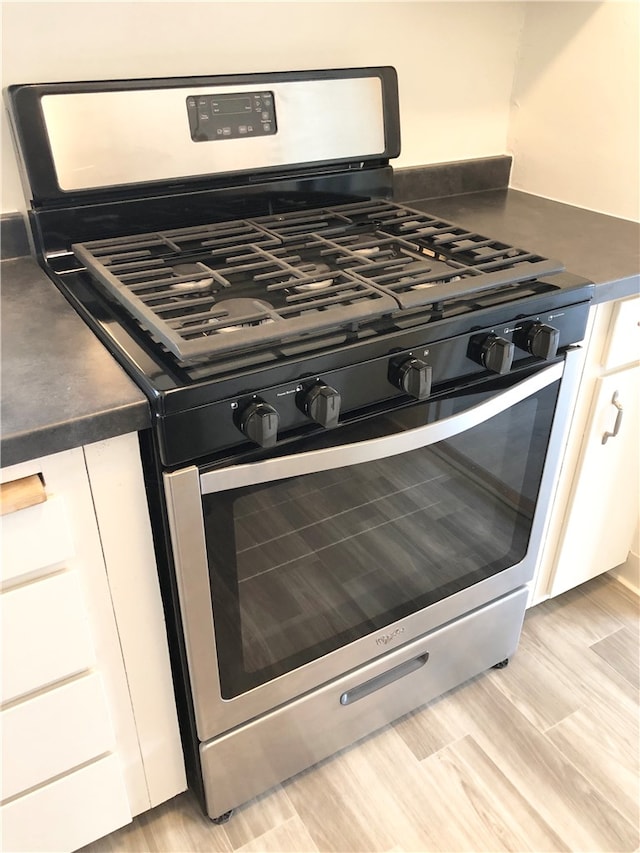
1, 571, 95, 704
1, 495, 74, 585
0, 754, 131, 853
602, 296, 640, 370
2, 673, 116, 800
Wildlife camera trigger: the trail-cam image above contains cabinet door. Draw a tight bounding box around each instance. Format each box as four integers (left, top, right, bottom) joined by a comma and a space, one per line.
601, 296, 640, 370
550, 365, 639, 596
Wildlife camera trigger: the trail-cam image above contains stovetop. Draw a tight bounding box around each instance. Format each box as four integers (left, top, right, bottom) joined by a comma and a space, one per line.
72, 199, 567, 367
7, 68, 596, 465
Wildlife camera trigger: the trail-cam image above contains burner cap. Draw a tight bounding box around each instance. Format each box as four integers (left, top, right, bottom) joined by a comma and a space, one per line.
170, 263, 214, 292
294, 262, 334, 292
210, 298, 275, 333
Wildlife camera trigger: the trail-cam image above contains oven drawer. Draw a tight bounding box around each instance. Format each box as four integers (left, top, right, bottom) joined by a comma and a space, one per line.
199, 585, 527, 819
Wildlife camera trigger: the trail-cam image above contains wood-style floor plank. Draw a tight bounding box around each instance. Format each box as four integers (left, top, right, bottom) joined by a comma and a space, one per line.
426, 676, 638, 852
583, 573, 640, 636
485, 640, 582, 731
545, 702, 640, 826
419, 735, 570, 852
222, 786, 297, 851
519, 601, 639, 709
234, 816, 319, 853
80, 574, 639, 853
590, 626, 640, 689
524, 580, 627, 646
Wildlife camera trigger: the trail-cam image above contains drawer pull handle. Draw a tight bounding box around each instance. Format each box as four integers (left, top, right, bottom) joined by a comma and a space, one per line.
602, 391, 624, 444
0, 475, 46, 516
340, 653, 429, 706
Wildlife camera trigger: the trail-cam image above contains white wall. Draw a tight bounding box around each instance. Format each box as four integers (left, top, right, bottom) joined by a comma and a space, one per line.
508, 1, 640, 222
1, 1, 525, 213
3, 2, 636, 221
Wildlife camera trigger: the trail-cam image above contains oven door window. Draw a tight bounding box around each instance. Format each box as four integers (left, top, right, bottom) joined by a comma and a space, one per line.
202, 367, 560, 699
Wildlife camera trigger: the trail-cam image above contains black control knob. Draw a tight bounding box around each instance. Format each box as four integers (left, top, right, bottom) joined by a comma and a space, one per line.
390, 357, 432, 400
519, 322, 560, 360
237, 400, 279, 448
477, 335, 514, 374
301, 383, 341, 429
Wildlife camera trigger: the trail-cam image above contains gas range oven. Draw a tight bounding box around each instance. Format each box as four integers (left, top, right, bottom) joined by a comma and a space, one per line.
6, 67, 593, 822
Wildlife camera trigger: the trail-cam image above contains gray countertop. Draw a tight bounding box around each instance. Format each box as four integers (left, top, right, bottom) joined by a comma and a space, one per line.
1, 256, 150, 469
1, 187, 638, 469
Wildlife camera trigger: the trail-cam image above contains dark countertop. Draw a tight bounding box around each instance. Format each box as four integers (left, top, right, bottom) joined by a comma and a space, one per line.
404, 189, 639, 303
1, 187, 638, 469
1, 257, 150, 469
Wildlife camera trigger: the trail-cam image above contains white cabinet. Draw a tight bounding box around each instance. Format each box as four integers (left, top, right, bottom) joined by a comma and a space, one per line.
549, 364, 639, 595
535, 295, 640, 600
0, 435, 185, 852
1, 570, 95, 704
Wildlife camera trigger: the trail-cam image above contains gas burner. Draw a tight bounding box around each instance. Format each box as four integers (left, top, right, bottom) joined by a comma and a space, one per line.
205, 298, 275, 335
347, 235, 381, 258
168, 264, 215, 294
411, 275, 462, 291
293, 262, 335, 292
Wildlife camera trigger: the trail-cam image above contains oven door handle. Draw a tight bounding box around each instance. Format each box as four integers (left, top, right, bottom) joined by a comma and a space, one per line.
200, 362, 563, 495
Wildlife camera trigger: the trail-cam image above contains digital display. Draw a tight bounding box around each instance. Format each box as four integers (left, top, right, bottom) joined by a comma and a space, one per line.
187, 90, 276, 141
214, 97, 252, 115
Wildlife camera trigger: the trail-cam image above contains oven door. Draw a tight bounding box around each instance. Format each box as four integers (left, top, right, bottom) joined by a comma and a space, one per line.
164, 353, 579, 742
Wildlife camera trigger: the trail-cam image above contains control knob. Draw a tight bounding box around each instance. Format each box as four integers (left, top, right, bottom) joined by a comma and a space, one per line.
237, 400, 279, 448
390, 357, 432, 400
516, 322, 560, 360
299, 383, 341, 429
471, 335, 514, 374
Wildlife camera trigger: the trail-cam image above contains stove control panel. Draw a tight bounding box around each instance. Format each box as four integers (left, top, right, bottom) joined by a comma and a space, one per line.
158, 301, 591, 464
187, 91, 277, 142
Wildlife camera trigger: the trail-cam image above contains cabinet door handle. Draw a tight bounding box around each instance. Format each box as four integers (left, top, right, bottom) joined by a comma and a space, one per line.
0, 474, 47, 515
602, 391, 624, 444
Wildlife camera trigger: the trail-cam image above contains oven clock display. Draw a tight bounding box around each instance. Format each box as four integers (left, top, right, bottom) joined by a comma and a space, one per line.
187, 91, 277, 142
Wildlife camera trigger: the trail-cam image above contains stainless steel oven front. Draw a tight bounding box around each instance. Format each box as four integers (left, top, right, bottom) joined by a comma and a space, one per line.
163, 350, 581, 819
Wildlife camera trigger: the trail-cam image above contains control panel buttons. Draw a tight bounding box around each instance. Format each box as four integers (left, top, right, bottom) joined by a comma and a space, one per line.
237, 400, 279, 448
299, 383, 341, 429
470, 334, 514, 374
187, 90, 276, 142
389, 357, 432, 400
515, 322, 560, 360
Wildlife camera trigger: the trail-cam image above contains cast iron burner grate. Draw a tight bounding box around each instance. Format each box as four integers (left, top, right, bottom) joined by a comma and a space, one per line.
72, 200, 564, 362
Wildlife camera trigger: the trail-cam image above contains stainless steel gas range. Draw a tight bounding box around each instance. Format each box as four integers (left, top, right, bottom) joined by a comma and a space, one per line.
6, 67, 593, 822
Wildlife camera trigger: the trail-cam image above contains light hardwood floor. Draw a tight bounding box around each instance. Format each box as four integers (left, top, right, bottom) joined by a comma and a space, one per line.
82, 573, 639, 853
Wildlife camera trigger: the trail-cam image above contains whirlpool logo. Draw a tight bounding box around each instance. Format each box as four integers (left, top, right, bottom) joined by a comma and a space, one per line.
375, 627, 406, 646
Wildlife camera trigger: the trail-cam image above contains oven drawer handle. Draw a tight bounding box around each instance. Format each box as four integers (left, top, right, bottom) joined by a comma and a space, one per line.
200, 362, 563, 494
339, 653, 430, 706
